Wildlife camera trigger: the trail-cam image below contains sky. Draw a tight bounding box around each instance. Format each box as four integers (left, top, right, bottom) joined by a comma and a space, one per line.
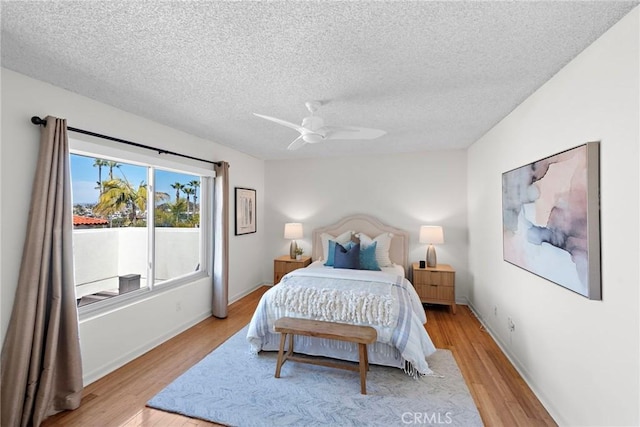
70, 154, 199, 205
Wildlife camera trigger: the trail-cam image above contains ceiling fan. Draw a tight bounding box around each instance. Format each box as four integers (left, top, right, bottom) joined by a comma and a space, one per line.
253, 101, 386, 150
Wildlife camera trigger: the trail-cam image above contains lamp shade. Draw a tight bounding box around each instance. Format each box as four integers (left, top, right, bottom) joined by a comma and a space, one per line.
284, 222, 303, 239
419, 226, 444, 244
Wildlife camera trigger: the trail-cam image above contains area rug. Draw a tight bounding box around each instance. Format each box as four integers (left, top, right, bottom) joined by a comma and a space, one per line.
147, 326, 483, 426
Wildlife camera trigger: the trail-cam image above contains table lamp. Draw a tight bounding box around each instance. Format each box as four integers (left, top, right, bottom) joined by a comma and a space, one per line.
419, 225, 444, 268
284, 223, 303, 259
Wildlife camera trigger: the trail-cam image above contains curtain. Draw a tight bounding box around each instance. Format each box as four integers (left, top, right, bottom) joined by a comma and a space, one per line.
212, 161, 230, 318
1, 116, 83, 426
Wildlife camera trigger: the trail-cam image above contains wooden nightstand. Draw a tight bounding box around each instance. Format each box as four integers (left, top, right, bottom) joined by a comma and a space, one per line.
412, 263, 456, 314
273, 255, 311, 285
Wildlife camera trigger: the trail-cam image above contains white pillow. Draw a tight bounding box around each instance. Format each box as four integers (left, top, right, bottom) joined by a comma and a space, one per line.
320, 231, 353, 261
357, 232, 393, 267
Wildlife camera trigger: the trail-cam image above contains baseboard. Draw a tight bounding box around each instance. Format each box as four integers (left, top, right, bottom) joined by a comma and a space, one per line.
455, 296, 469, 305
465, 300, 565, 426
82, 309, 212, 386
229, 282, 269, 304
84, 283, 268, 385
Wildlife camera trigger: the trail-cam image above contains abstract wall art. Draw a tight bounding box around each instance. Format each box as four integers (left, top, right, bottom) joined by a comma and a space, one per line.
502, 142, 601, 299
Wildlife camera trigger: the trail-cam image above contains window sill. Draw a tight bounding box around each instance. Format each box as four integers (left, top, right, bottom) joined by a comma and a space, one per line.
78, 270, 209, 321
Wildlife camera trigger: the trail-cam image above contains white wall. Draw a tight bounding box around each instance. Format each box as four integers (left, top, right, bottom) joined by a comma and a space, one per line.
73, 229, 120, 286
467, 8, 639, 427
73, 228, 201, 294
264, 151, 469, 299
116, 228, 148, 280
0, 69, 266, 384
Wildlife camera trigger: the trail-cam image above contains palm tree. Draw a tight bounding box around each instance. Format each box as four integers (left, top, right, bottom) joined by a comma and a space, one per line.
93, 159, 108, 194
188, 179, 200, 213
106, 161, 121, 180
170, 182, 184, 202
182, 187, 195, 215
155, 190, 170, 206
94, 178, 138, 225
94, 178, 168, 226
167, 199, 187, 226
154, 208, 172, 227
137, 183, 169, 224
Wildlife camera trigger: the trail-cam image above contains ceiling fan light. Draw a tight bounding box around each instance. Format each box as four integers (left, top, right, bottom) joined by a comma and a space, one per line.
302, 134, 323, 144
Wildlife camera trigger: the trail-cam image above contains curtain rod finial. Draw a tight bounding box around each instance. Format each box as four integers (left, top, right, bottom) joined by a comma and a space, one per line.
31, 116, 46, 126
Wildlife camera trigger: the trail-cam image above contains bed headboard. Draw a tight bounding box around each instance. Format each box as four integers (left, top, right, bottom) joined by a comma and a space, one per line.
312, 214, 410, 272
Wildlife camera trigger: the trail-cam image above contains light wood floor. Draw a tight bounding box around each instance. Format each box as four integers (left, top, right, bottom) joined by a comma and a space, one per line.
42, 287, 556, 427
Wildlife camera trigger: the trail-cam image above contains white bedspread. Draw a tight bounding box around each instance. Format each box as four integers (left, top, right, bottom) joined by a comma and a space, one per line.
247, 267, 436, 376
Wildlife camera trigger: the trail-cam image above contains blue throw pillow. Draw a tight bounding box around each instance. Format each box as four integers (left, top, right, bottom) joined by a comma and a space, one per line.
325, 240, 354, 266
359, 241, 381, 271
334, 243, 360, 269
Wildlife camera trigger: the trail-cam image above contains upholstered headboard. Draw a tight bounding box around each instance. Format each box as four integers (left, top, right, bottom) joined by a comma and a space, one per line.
312, 214, 409, 272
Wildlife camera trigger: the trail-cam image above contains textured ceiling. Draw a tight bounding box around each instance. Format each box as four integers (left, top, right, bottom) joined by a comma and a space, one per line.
2, 1, 637, 160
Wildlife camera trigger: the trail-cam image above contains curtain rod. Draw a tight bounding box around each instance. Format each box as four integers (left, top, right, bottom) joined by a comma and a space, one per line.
30, 116, 222, 167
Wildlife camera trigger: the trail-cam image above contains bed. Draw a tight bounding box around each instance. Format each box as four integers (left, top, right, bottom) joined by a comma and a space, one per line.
247, 214, 437, 376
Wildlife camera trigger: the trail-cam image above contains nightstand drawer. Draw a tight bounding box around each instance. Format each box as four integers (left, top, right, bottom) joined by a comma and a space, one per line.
428, 271, 454, 286
413, 270, 454, 286
436, 285, 454, 301
412, 263, 456, 314
415, 283, 454, 301
273, 255, 311, 285
415, 283, 438, 299
275, 262, 290, 275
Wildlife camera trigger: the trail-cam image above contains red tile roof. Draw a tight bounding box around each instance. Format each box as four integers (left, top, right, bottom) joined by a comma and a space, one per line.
73, 215, 108, 226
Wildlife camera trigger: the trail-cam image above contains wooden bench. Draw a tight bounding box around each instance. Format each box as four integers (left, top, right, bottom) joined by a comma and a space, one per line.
274, 317, 377, 394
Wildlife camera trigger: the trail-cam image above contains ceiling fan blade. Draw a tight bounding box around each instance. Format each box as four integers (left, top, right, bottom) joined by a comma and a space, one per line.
253, 113, 307, 134
255, 102, 386, 151
287, 136, 307, 151
324, 126, 386, 140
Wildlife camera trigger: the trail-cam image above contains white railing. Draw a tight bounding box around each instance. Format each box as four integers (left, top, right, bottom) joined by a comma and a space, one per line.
73, 228, 199, 298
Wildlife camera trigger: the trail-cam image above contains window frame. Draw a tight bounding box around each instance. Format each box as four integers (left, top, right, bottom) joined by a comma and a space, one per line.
69, 136, 215, 319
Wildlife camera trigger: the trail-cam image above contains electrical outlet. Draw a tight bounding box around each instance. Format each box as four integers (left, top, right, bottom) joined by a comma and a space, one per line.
176, 302, 182, 312
508, 317, 515, 332
494, 306, 498, 316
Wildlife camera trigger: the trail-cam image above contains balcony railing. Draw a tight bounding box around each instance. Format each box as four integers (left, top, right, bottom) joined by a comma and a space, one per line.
73, 228, 199, 305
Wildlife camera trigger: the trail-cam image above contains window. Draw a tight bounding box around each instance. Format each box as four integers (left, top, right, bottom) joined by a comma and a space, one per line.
154, 170, 202, 284
69, 138, 213, 312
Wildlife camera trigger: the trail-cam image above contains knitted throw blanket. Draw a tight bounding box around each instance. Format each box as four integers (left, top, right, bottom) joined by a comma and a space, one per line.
271, 283, 395, 327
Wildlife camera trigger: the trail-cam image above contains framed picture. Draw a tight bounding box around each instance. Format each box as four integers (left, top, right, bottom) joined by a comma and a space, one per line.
502, 142, 601, 299
235, 187, 256, 235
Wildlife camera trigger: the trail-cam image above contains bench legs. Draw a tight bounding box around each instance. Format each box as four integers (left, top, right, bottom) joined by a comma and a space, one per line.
274, 333, 371, 394
358, 343, 368, 394
275, 332, 291, 378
